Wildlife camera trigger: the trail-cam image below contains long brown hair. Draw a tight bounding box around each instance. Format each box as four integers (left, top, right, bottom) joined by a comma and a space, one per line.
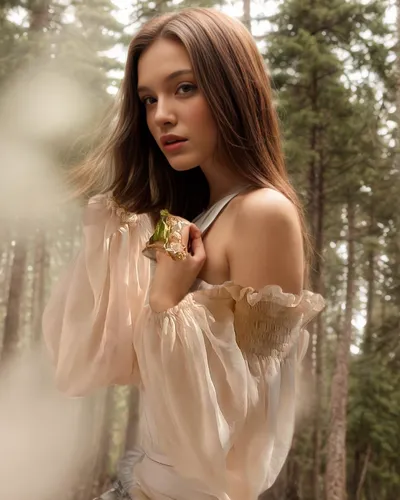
70, 8, 311, 270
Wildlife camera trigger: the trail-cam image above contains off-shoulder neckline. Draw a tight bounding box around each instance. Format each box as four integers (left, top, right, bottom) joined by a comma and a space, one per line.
192, 279, 325, 308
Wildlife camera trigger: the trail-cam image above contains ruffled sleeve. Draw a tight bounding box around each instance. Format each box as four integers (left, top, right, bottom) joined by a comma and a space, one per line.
133, 283, 325, 498
42, 194, 153, 396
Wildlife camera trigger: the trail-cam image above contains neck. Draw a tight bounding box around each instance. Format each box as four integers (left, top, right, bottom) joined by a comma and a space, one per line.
207, 184, 249, 209
201, 161, 248, 208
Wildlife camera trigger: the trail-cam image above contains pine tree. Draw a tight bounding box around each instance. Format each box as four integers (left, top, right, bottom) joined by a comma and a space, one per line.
55, 0, 125, 99
265, 0, 390, 497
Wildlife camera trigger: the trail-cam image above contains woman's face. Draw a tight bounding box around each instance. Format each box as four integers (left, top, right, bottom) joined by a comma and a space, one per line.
137, 38, 218, 172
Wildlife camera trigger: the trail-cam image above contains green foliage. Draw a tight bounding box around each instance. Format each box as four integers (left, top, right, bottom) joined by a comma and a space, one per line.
348, 352, 400, 497
263, 0, 398, 498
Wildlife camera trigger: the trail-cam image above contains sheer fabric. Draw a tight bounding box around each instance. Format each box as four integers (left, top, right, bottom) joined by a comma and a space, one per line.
43, 194, 325, 500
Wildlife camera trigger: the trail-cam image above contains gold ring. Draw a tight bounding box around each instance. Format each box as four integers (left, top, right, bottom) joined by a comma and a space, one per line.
142, 209, 190, 261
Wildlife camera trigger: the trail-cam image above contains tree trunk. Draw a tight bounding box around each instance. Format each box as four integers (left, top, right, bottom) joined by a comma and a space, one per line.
304, 68, 326, 500
394, 0, 400, 284
1, 238, 28, 362
355, 445, 371, 500
305, 136, 318, 375
28, 0, 51, 33
348, 206, 375, 500
0, 235, 13, 321
363, 204, 375, 355
32, 229, 49, 342
396, 0, 400, 176
394, 0, 400, 308
312, 158, 325, 500
0, 225, 11, 289
325, 200, 356, 500
242, 0, 251, 32
305, 69, 320, 374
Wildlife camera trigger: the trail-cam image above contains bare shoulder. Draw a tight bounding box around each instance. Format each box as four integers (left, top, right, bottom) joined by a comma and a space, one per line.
229, 187, 304, 293
234, 187, 300, 229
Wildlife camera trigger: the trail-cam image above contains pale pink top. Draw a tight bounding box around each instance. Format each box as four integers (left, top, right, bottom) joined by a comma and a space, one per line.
42, 193, 325, 500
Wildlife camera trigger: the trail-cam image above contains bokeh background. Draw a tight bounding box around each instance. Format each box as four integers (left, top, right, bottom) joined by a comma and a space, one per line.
0, 1, 398, 499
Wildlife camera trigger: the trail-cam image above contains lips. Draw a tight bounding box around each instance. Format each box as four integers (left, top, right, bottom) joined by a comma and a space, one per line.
165, 139, 186, 145
163, 140, 187, 153
160, 134, 188, 146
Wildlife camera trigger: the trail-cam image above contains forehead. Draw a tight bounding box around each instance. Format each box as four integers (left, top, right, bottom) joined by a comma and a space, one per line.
137, 38, 192, 85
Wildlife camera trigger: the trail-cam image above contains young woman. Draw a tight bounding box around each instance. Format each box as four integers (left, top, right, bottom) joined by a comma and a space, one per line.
43, 7, 325, 500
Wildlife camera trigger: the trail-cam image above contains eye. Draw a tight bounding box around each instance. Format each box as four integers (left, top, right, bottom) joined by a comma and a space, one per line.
176, 83, 197, 95
141, 96, 156, 106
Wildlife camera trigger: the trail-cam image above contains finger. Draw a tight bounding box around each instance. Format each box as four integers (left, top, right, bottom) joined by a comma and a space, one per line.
155, 250, 162, 263
181, 223, 191, 246
189, 223, 202, 238
189, 224, 205, 260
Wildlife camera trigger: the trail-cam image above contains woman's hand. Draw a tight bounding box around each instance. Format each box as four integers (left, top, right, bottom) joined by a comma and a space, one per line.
149, 224, 206, 312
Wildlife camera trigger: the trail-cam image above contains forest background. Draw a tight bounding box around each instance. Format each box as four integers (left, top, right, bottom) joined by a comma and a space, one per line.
0, 0, 398, 499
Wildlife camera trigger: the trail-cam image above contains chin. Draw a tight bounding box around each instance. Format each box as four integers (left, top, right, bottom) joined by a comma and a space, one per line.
167, 159, 199, 172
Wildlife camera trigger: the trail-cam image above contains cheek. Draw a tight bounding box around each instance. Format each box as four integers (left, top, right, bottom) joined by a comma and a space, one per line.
189, 100, 218, 141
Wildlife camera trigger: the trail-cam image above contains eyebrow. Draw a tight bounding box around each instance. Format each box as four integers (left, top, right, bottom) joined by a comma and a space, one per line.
137, 69, 193, 93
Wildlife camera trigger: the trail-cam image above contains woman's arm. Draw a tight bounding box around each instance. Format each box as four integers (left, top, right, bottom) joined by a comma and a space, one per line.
42, 195, 153, 396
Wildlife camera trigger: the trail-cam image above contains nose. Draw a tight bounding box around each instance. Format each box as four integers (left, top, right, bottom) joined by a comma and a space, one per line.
154, 96, 176, 127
